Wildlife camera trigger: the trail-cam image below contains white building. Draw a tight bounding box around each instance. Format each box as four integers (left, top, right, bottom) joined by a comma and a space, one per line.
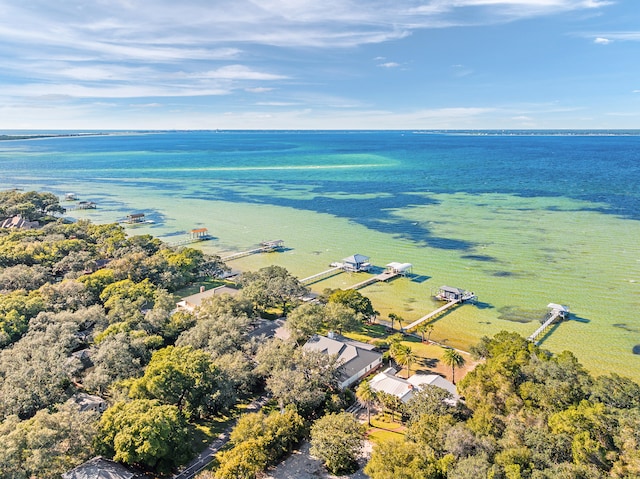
369, 367, 460, 404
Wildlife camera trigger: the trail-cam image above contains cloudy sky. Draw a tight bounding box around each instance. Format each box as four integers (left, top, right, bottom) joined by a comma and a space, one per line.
1, 0, 638, 130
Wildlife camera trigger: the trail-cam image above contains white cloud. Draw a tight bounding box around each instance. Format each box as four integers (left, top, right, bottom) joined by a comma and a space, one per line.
200, 65, 288, 81
594, 37, 612, 44
378, 62, 400, 68
129, 103, 163, 108
246, 87, 275, 93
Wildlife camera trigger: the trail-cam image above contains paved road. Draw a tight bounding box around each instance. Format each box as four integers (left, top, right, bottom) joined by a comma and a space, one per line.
172, 395, 270, 479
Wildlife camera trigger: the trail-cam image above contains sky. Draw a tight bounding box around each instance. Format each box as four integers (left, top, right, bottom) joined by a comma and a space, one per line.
0, 0, 639, 130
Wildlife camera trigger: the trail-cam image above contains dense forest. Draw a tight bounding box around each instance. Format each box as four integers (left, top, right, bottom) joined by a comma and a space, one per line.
0, 190, 638, 479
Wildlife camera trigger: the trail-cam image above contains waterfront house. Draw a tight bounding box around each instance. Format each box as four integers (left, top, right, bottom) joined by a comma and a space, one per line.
303, 332, 382, 388
369, 367, 459, 404
0, 215, 39, 229
176, 285, 239, 313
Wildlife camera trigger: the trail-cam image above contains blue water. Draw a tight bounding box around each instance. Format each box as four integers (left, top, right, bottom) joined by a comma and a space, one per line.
1, 130, 640, 378
2, 130, 640, 245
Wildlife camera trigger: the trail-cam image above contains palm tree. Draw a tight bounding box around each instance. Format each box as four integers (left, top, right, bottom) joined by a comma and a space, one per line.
441, 348, 466, 384
417, 323, 434, 343
390, 343, 415, 378
356, 381, 376, 425
398, 348, 417, 378
425, 324, 434, 343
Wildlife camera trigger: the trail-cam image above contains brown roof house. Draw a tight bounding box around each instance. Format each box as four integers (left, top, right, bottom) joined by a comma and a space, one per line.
0, 215, 39, 229
176, 285, 239, 313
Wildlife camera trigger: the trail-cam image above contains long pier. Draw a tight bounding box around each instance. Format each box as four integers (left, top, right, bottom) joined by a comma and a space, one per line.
168, 236, 212, 247
527, 303, 570, 344
221, 240, 284, 262
300, 266, 344, 285
403, 300, 460, 332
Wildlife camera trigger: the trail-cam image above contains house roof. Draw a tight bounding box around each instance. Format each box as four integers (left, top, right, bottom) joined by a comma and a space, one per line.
303, 334, 381, 384
342, 254, 370, 264
369, 369, 459, 403
386, 262, 413, 272
439, 285, 465, 294
71, 392, 106, 412
62, 457, 145, 479
0, 215, 39, 229
177, 286, 239, 310
407, 374, 459, 400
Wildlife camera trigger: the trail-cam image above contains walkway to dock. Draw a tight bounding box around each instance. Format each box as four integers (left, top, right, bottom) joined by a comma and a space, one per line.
403, 300, 460, 332
344, 270, 400, 290
221, 240, 284, 262
300, 266, 344, 285
527, 303, 570, 344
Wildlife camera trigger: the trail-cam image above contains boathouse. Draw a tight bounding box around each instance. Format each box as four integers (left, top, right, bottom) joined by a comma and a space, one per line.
385, 262, 413, 275
126, 213, 145, 224
189, 227, 210, 240
260, 239, 284, 251
436, 285, 475, 302
342, 254, 371, 272
547, 303, 570, 319
77, 201, 97, 210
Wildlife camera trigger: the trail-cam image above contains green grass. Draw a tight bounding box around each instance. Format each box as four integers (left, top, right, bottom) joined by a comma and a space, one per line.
366, 414, 406, 444
190, 414, 234, 452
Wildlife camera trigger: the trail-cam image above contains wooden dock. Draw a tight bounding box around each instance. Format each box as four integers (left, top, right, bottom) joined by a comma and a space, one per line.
221, 240, 284, 262
527, 303, 570, 344
168, 228, 212, 247
300, 266, 344, 285
403, 300, 460, 332
344, 270, 400, 290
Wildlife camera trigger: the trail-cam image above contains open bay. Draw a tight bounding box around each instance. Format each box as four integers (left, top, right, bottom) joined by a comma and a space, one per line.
2, 130, 639, 380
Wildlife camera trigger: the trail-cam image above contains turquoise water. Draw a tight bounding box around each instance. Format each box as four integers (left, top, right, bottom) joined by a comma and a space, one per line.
1, 130, 639, 380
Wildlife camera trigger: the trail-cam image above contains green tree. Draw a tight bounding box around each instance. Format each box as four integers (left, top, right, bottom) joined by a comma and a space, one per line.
323, 301, 359, 334
327, 288, 375, 319
356, 380, 377, 425
239, 265, 307, 316
442, 348, 466, 384
0, 402, 98, 479
310, 412, 366, 475
0, 322, 78, 419
391, 343, 416, 378
215, 408, 305, 479
95, 399, 191, 472
365, 438, 450, 479
404, 386, 454, 422
285, 302, 324, 343
129, 345, 232, 419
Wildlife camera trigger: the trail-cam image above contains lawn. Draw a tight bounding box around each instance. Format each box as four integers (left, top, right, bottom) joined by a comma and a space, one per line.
343, 322, 478, 384
366, 414, 406, 445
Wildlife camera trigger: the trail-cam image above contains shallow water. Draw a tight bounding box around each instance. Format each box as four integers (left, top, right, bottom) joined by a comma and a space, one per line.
1, 130, 639, 380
